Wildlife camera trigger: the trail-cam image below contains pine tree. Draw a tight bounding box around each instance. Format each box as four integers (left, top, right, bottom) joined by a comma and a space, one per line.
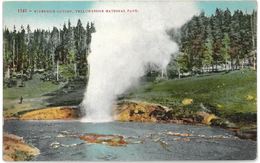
67, 20, 76, 64
49, 27, 60, 70
223, 8, 232, 34
17, 25, 26, 73
74, 19, 87, 76
12, 25, 17, 73
202, 38, 213, 72
176, 8, 256, 76
3, 28, 12, 78
211, 9, 224, 71
220, 33, 231, 70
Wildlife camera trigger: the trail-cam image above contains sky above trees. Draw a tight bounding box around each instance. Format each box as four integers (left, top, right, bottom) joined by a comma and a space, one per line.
3, 0, 257, 30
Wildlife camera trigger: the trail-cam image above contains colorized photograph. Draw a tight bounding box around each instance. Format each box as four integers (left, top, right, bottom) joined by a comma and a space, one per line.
2, 0, 257, 161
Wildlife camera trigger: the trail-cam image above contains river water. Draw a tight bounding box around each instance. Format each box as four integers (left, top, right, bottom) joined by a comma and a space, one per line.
3, 120, 256, 160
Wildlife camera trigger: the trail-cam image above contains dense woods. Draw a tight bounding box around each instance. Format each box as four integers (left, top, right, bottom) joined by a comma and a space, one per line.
166, 9, 257, 78
3, 19, 95, 84
3, 9, 257, 85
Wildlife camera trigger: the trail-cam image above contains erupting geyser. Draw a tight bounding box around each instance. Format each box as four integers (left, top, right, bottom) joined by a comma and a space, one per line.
81, 1, 198, 122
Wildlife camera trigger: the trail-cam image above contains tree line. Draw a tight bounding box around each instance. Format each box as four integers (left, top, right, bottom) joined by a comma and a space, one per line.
166, 9, 257, 78
3, 19, 95, 82
3, 8, 257, 84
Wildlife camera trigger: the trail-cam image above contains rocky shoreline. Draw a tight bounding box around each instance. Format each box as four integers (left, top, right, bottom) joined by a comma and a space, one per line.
3, 133, 40, 161
4, 101, 257, 141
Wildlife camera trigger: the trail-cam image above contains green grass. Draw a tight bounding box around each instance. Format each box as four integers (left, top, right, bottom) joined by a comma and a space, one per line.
3, 74, 60, 99
3, 74, 61, 115
126, 69, 256, 122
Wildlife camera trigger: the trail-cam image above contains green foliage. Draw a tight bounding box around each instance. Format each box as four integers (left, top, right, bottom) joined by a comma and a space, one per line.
202, 38, 213, 67
169, 8, 257, 76
220, 33, 231, 63
60, 64, 75, 80
175, 52, 189, 73
68, 50, 76, 63
3, 19, 96, 80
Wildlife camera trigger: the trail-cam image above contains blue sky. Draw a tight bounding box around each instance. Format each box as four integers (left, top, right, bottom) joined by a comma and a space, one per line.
198, 0, 257, 16
3, 1, 257, 30
3, 1, 94, 30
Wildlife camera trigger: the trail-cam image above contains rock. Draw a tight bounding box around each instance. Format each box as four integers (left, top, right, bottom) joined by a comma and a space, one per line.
182, 98, 193, 106
236, 129, 257, 141
115, 101, 222, 126
225, 121, 237, 128
245, 95, 254, 101
56, 134, 65, 138
3, 132, 40, 161
79, 134, 127, 146
170, 119, 184, 124
204, 114, 217, 124
115, 101, 169, 122
199, 103, 211, 113
211, 119, 227, 127
166, 131, 192, 137
19, 106, 80, 120
181, 118, 195, 123
197, 111, 218, 125
182, 138, 191, 142
211, 119, 237, 128
50, 141, 61, 149
164, 111, 174, 120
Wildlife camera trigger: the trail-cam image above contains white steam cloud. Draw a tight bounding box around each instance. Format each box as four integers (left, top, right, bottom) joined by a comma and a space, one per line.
81, 1, 198, 122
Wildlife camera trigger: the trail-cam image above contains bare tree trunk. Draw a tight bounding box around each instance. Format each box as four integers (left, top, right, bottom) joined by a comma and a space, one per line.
74, 63, 77, 78
177, 67, 181, 79
6, 66, 10, 79
241, 58, 245, 69
16, 43, 18, 72
224, 60, 227, 71
231, 58, 234, 71
21, 61, 24, 74
12, 39, 15, 73
236, 56, 240, 70
56, 60, 59, 81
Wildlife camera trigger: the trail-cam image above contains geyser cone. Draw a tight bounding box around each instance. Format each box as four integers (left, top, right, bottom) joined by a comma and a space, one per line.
81, 1, 198, 123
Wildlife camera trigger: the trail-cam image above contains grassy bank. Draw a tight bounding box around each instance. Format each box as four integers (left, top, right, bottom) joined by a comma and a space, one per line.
3, 74, 61, 117
3, 74, 60, 100
125, 69, 257, 126
3, 69, 257, 129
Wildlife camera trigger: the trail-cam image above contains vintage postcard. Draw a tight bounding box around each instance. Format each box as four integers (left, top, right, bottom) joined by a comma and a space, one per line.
2, 0, 257, 161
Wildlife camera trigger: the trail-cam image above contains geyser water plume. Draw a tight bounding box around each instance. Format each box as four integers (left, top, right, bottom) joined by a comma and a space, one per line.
81, 1, 198, 122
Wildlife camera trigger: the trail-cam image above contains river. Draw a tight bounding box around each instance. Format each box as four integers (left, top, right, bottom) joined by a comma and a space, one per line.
3, 120, 256, 160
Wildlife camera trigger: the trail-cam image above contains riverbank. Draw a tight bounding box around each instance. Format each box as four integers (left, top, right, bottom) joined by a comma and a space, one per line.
3, 70, 257, 140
